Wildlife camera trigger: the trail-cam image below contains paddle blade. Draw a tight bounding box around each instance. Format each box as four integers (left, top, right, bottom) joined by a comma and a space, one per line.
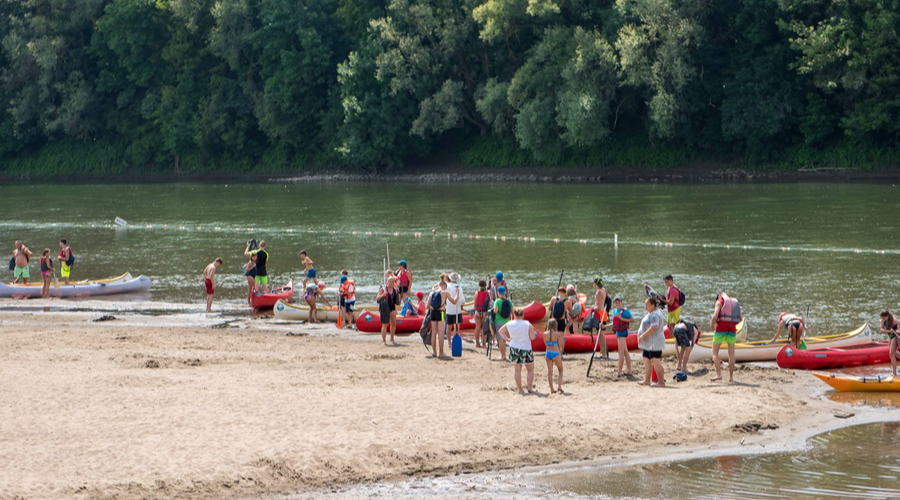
337, 310, 343, 328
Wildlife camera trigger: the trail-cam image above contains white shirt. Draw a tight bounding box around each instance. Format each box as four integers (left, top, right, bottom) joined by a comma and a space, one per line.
505, 319, 533, 351
446, 283, 464, 314
637, 309, 666, 351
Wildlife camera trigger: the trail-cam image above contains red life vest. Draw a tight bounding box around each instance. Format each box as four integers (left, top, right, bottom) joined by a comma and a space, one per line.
612, 309, 629, 333
340, 280, 356, 300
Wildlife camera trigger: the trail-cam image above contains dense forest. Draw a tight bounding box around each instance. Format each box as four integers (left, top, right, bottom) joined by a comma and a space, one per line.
1, 0, 900, 177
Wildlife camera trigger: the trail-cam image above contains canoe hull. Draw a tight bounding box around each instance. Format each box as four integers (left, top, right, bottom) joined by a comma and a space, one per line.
812, 372, 900, 392
251, 280, 293, 309
777, 342, 893, 370
356, 312, 476, 334
273, 300, 343, 321
0, 273, 151, 298
690, 324, 871, 362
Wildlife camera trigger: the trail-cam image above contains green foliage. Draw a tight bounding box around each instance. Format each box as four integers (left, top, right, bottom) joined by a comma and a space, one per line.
2, 0, 900, 177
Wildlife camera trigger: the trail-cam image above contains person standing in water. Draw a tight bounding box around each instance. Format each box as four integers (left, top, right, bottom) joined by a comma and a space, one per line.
299, 250, 318, 289
39, 249, 54, 299
203, 258, 223, 313
12, 241, 32, 285
58, 239, 73, 285
711, 290, 742, 382
543, 319, 566, 393
244, 240, 269, 293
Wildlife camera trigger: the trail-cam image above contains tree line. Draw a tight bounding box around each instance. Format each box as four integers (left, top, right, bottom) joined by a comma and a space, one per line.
1, 0, 899, 175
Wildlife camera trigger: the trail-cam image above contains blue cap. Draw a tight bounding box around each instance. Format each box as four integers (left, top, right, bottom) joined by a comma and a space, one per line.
496, 271, 504, 280
398, 260, 407, 266
340, 276, 348, 283
497, 286, 507, 295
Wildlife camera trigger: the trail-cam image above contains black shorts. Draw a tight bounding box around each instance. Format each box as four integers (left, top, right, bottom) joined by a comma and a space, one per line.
379, 303, 391, 324
673, 327, 693, 348
642, 350, 663, 359
789, 321, 801, 330
339, 297, 346, 308
430, 310, 445, 322
554, 318, 568, 331
447, 313, 463, 325
399, 285, 409, 294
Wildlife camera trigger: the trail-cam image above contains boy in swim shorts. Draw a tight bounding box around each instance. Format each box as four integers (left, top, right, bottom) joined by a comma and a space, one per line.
203, 258, 223, 313
299, 250, 317, 288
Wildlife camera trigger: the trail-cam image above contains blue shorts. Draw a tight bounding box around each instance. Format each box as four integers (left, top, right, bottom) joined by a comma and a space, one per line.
616, 331, 629, 338
306, 268, 317, 278
344, 300, 355, 313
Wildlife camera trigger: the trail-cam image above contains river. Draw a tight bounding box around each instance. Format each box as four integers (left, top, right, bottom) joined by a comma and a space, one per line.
1, 181, 899, 341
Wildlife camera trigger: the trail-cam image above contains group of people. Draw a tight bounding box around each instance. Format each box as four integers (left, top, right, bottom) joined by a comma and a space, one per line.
8, 239, 74, 298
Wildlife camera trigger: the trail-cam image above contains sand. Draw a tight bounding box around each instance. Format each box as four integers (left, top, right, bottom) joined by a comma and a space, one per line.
0, 307, 854, 500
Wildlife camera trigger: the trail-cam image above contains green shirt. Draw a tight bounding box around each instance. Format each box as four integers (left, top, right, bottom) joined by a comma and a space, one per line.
493, 298, 513, 325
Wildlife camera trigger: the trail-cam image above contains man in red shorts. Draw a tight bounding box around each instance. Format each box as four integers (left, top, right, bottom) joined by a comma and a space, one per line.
204, 258, 223, 313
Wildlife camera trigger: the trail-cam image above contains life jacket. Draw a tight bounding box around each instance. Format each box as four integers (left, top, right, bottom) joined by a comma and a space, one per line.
474, 290, 490, 312
718, 298, 741, 324
612, 308, 629, 332
340, 280, 356, 300
40, 256, 51, 273
59, 247, 74, 266
552, 297, 566, 319
398, 268, 411, 285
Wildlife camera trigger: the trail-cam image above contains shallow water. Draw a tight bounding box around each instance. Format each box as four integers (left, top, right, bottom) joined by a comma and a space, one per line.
1, 182, 899, 342
542, 422, 900, 499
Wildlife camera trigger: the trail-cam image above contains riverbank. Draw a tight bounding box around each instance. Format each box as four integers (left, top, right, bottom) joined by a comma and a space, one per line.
0, 305, 868, 500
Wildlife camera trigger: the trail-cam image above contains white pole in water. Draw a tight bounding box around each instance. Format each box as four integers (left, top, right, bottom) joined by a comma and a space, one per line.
614, 233, 618, 247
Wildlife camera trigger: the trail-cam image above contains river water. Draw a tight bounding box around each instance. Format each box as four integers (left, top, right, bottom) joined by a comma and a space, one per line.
1, 182, 899, 341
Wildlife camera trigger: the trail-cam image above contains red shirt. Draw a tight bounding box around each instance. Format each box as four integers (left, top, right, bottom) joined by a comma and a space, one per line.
715, 298, 738, 333
667, 286, 680, 312
398, 268, 411, 286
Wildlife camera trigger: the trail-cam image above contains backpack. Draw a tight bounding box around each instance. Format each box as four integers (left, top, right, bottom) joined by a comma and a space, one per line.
419, 315, 432, 348
430, 291, 443, 309
605, 295, 612, 312
499, 299, 512, 319
65, 250, 75, 266
678, 289, 685, 306
7, 257, 13, 271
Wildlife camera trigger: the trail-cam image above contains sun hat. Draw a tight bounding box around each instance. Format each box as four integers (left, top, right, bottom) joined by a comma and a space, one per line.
497, 286, 507, 295
398, 260, 407, 266
613, 296, 622, 302
450, 272, 459, 282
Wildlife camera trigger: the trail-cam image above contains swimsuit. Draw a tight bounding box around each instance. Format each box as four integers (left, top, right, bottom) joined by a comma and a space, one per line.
546, 339, 561, 361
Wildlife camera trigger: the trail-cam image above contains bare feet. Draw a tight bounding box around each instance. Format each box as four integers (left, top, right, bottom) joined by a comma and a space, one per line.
637, 381, 651, 386
652, 381, 666, 387
550, 388, 557, 394
711, 375, 723, 382
557, 386, 564, 394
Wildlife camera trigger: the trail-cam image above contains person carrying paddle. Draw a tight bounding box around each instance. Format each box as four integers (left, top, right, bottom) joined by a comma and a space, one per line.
492, 286, 513, 361
427, 280, 460, 357
244, 240, 269, 293
637, 296, 666, 387
498, 308, 538, 395
711, 290, 743, 382
879, 310, 900, 377
543, 319, 566, 393
771, 313, 807, 349
39, 249, 54, 299
611, 296, 635, 377
549, 287, 571, 332
590, 277, 610, 358
12, 241, 33, 285
203, 258, 223, 313
58, 239, 73, 285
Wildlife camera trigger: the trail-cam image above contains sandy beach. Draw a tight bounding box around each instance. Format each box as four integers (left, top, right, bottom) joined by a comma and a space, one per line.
0, 306, 863, 500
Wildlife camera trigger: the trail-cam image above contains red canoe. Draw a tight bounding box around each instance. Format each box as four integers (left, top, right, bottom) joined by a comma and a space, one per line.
520, 301, 546, 322
356, 312, 476, 334
251, 280, 293, 309
531, 328, 672, 353
776, 342, 894, 370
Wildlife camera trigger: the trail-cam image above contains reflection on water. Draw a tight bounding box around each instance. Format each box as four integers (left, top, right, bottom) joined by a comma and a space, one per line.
828, 391, 900, 409
544, 423, 900, 499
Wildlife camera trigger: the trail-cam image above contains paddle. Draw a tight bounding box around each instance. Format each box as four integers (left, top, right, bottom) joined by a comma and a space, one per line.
586, 279, 608, 378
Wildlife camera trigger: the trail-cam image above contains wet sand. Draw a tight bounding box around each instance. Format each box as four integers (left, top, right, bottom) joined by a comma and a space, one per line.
0, 304, 859, 500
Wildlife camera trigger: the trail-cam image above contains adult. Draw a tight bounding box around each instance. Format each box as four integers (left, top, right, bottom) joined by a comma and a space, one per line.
58, 239, 73, 285
710, 290, 743, 382
244, 252, 257, 304
880, 310, 900, 377
39, 249, 54, 299
396, 260, 413, 301
567, 293, 583, 334
637, 297, 666, 387
376, 276, 400, 345
590, 277, 610, 358
203, 258, 223, 313
498, 308, 538, 395
299, 250, 317, 289
12, 241, 33, 285
771, 313, 807, 349
427, 280, 460, 357
244, 240, 269, 293
543, 319, 566, 393
661, 274, 683, 340
473, 280, 491, 348
492, 286, 513, 361
339, 275, 357, 328
610, 296, 635, 377
548, 287, 571, 332
446, 272, 466, 348
673, 318, 699, 373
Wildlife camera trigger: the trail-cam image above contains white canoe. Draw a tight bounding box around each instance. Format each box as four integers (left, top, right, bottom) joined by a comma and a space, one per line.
272, 299, 380, 321
0, 272, 152, 299
661, 321, 747, 357
689, 323, 871, 362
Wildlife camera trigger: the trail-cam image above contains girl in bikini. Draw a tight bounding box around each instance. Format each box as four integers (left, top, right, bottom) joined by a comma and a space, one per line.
543, 319, 566, 393
880, 310, 900, 377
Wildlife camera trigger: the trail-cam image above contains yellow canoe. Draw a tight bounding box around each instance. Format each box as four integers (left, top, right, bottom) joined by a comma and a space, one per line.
813, 372, 900, 392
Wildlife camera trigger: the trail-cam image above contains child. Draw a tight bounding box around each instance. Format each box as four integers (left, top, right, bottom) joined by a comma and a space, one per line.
338, 275, 356, 328
39, 249, 53, 299
244, 253, 257, 305
492, 286, 513, 361
567, 294, 583, 334
673, 318, 699, 373
474, 280, 490, 348
543, 319, 566, 393
299, 250, 317, 288
203, 258, 223, 313
305, 281, 332, 324
610, 296, 634, 376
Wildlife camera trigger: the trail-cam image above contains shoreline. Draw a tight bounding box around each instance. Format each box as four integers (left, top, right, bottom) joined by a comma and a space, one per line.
0, 302, 894, 500
3, 166, 900, 184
